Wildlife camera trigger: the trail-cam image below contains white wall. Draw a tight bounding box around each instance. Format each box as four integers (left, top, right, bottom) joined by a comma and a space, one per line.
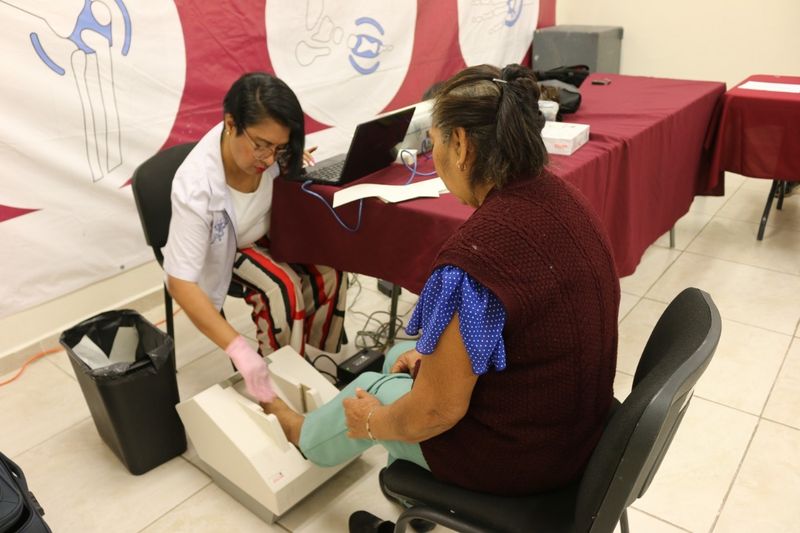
557, 0, 800, 88
0, 262, 163, 372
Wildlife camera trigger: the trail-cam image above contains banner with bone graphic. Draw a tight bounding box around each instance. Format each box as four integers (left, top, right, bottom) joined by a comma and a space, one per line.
0, 0, 554, 318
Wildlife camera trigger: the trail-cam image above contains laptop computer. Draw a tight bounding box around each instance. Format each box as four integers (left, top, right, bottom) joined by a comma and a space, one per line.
295, 106, 416, 186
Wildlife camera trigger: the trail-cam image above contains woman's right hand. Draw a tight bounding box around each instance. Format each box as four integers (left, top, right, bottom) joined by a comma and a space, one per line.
225, 336, 276, 403
303, 146, 318, 167
390, 349, 423, 375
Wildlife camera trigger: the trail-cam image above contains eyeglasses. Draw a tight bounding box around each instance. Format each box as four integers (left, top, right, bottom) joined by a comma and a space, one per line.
241, 127, 288, 163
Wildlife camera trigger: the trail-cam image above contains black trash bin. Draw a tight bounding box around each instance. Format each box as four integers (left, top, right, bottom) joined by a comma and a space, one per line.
59, 309, 186, 475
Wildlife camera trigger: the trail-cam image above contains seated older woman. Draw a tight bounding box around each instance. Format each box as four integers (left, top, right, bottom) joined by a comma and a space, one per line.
262, 63, 620, 495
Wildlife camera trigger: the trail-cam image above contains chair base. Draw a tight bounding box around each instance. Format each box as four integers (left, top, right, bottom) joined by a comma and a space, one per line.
379, 462, 578, 533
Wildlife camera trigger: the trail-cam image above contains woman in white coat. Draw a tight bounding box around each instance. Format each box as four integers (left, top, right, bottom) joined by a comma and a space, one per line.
163, 72, 347, 402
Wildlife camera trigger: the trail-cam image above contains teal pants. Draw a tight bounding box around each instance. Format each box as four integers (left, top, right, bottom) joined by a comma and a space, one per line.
298, 341, 430, 470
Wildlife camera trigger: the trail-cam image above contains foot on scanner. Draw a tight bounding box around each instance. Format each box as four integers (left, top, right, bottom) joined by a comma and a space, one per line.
176, 346, 356, 523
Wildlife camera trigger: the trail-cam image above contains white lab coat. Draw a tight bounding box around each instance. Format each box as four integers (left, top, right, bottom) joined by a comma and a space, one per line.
162, 122, 279, 310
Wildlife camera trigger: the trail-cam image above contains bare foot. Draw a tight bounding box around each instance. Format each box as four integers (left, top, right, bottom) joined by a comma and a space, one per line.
260, 397, 304, 446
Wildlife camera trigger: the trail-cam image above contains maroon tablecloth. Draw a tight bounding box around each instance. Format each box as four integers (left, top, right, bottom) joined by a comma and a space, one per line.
271, 73, 725, 294
709, 74, 800, 182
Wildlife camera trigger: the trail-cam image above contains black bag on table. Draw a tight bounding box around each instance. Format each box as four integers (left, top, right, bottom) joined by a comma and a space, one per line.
535, 64, 589, 117
538, 79, 582, 116
0, 452, 51, 532
533, 64, 591, 87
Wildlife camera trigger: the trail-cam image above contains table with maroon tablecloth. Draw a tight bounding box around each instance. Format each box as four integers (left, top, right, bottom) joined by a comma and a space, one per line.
270, 73, 725, 294
709, 74, 800, 183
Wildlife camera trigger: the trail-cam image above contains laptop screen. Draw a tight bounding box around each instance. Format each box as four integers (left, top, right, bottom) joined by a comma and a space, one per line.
335, 106, 417, 184
300, 107, 414, 185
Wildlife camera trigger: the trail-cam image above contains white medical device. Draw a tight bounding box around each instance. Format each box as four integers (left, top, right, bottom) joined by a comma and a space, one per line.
176, 346, 355, 523
396, 99, 433, 154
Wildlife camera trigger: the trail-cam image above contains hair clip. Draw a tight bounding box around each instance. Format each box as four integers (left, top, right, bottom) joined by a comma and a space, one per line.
492, 78, 508, 85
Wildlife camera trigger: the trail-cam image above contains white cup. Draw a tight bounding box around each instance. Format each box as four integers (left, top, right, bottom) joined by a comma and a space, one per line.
538, 100, 559, 121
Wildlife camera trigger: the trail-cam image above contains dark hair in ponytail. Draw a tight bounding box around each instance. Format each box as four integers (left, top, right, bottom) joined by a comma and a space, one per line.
223, 72, 305, 179
433, 64, 547, 188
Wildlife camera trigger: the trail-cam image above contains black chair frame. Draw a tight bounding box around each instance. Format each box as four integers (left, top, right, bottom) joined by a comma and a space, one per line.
131, 142, 246, 344
378, 287, 722, 533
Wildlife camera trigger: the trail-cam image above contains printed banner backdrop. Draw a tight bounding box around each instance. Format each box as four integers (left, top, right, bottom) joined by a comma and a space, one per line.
0, 0, 555, 319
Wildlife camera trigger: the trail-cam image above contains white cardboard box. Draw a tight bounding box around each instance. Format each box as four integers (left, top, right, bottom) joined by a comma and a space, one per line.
542, 121, 590, 155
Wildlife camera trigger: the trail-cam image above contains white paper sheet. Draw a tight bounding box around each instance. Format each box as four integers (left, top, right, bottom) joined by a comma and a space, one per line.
738, 81, 800, 94
109, 326, 139, 364
332, 177, 448, 208
71, 335, 110, 369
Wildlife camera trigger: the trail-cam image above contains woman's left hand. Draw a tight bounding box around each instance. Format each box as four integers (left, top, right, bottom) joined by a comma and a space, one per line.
303, 146, 318, 167
343, 387, 381, 440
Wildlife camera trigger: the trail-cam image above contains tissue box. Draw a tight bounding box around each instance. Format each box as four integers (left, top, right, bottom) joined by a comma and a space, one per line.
542, 122, 590, 155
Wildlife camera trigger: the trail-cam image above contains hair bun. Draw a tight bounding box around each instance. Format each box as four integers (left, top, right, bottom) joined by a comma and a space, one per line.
500, 64, 532, 83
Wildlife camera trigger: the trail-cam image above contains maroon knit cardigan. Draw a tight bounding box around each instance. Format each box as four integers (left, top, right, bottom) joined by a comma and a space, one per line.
420, 171, 620, 495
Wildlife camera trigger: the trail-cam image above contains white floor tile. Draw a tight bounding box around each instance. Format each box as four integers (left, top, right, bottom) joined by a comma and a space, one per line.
618, 292, 640, 322
616, 298, 667, 375
646, 253, 800, 335
716, 183, 800, 232
722, 172, 748, 191
0, 358, 90, 456
763, 338, 800, 430
618, 299, 792, 414
43, 349, 79, 381
655, 211, 713, 250
713, 420, 800, 533
741, 176, 784, 194
689, 192, 730, 217
170, 311, 220, 368
694, 319, 790, 415
278, 446, 400, 532
613, 371, 634, 402
632, 398, 757, 533
614, 509, 689, 533
14, 419, 209, 533
686, 218, 800, 275
619, 246, 683, 296
140, 483, 282, 533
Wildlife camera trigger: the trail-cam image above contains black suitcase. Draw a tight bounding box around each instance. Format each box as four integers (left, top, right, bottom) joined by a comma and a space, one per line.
0, 452, 51, 532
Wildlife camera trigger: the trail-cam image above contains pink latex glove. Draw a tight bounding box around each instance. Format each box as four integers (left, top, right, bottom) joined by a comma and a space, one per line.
225, 336, 276, 403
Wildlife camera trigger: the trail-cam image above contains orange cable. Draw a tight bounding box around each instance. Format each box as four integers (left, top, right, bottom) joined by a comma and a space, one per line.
0, 307, 183, 387
0, 347, 63, 386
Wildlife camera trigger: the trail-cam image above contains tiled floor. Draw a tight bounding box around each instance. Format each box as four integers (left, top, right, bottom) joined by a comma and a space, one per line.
2, 173, 800, 532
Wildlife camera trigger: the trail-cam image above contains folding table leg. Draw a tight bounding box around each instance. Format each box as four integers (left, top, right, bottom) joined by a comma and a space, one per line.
757, 180, 781, 240
387, 284, 401, 348
776, 180, 786, 211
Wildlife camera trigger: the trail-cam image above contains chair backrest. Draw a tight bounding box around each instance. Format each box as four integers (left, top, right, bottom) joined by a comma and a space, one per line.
574, 287, 721, 533
131, 142, 197, 265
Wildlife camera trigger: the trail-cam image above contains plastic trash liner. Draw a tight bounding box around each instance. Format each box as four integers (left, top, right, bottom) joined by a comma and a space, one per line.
59, 310, 186, 475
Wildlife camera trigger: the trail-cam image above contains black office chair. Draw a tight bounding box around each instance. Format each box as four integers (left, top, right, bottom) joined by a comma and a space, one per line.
131, 142, 246, 344
376, 287, 721, 533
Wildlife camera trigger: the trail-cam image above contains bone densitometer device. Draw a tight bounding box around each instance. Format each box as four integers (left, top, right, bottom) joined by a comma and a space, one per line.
176, 346, 356, 523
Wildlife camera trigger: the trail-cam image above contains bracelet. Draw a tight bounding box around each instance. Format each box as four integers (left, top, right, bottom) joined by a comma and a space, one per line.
365, 407, 377, 441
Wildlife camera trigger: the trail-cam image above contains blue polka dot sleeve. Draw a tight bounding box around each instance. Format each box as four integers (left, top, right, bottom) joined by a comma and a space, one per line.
405, 265, 507, 375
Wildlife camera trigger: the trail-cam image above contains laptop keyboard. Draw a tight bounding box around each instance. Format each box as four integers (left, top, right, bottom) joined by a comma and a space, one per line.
305, 160, 345, 184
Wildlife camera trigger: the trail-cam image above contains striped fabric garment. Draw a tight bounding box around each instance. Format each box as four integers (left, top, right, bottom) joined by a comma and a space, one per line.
232, 239, 346, 356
